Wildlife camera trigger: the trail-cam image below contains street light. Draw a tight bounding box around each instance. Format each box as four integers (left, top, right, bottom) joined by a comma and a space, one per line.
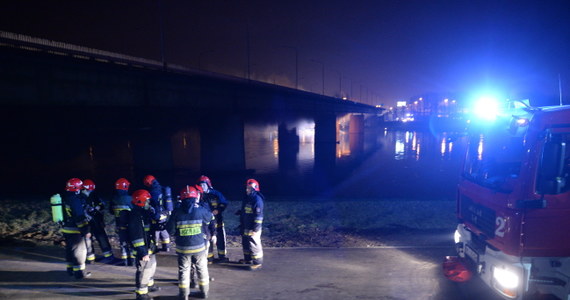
157, 0, 166, 70
310, 59, 325, 95
332, 69, 342, 98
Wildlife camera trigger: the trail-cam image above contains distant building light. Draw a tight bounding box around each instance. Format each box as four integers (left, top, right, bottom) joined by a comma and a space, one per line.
397, 101, 407, 107
342, 96, 348, 100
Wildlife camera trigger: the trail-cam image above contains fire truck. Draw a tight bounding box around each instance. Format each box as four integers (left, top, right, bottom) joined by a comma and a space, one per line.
443, 101, 570, 299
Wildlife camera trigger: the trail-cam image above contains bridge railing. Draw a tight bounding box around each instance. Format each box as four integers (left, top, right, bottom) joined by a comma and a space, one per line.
0, 30, 192, 72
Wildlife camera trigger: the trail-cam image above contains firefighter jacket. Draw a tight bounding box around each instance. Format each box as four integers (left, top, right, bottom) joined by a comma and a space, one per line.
166, 199, 213, 254
111, 190, 132, 229
81, 190, 106, 219
240, 191, 264, 234
195, 200, 216, 240
148, 181, 166, 222
62, 191, 89, 235
128, 206, 156, 258
203, 189, 228, 216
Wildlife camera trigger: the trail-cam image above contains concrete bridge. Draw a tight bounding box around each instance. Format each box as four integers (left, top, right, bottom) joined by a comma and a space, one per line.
0, 31, 382, 194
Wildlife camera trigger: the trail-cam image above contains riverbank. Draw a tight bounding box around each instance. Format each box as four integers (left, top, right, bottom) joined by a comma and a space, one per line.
0, 197, 457, 249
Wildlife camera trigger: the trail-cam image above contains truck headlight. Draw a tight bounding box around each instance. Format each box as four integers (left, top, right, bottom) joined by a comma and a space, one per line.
492, 266, 519, 298
493, 267, 519, 288
454, 229, 461, 244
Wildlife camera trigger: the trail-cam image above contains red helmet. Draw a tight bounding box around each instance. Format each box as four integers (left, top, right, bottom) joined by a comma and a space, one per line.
246, 179, 260, 191
180, 185, 199, 200
197, 175, 212, 188
115, 178, 130, 191
66, 178, 83, 192
143, 175, 156, 187
194, 184, 204, 194
82, 179, 96, 191
132, 189, 151, 207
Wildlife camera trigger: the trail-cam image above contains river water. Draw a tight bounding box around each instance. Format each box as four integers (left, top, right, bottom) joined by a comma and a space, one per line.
242, 120, 467, 200
2, 111, 467, 201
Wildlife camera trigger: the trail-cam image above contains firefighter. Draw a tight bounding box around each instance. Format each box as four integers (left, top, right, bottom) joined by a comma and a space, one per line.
81, 179, 115, 263
167, 185, 213, 300
237, 179, 265, 270
143, 175, 172, 252
129, 189, 160, 300
111, 178, 135, 266
61, 178, 91, 279
197, 175, 229, 263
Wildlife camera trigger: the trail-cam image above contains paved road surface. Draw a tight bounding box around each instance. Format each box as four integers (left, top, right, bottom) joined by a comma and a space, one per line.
0, 239, 502, 300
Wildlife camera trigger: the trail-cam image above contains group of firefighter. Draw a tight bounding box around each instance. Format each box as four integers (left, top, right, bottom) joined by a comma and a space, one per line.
58, 174, 265, 300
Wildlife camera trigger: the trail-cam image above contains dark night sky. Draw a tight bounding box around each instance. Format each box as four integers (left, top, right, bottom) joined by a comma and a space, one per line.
1, 0, 570, 107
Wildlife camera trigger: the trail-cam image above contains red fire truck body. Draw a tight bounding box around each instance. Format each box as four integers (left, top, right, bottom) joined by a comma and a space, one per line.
446, 105, 570, 299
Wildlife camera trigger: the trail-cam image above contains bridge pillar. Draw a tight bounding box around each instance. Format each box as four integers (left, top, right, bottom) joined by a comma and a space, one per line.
314, 114, 337, 191
200, 114, 246, 174
132, 130, 175, 183
349, 114, 365, 155
278, 122, 300, 172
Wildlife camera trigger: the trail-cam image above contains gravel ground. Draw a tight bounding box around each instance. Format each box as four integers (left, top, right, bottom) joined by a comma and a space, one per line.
0, 197, 458, 249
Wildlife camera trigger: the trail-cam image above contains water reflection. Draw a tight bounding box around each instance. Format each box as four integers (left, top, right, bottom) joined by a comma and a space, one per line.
244, 120, 316, 175
390, 131, 459, 162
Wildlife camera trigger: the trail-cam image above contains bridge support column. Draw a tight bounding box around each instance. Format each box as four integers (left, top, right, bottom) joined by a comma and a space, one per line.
349, 114, 365, 155
314, 114, 337, 191
278, 122, 300, 172
200, 114, 246, 174
132, 130, 175, 183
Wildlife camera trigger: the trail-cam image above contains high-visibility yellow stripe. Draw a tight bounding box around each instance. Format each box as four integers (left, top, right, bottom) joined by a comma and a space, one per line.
61, 229, 81, 234
175, 246, 205, 254
177, 224, 201, 229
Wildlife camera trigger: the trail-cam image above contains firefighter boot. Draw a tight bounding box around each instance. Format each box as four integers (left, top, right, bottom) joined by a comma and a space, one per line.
178, 288, 189, 300
162, 243, 170, 252
127, 257, 135, 266
199, 284, 209, 299
74, 270, 92, 279
66, 267, 73, 276
215, 255, 229, 263
148, 285, 161, 292
135, 293, 152, 300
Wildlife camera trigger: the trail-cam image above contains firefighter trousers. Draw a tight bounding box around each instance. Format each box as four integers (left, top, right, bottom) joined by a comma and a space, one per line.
209, 220, 227, 259
242, 230, 263, 265
155, 229, 171, 250
178, 250, 209, 297
87, 215, 113, 258
135, 254, 157, 296
64, 233, 87, 274
117, 227, 133, 260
